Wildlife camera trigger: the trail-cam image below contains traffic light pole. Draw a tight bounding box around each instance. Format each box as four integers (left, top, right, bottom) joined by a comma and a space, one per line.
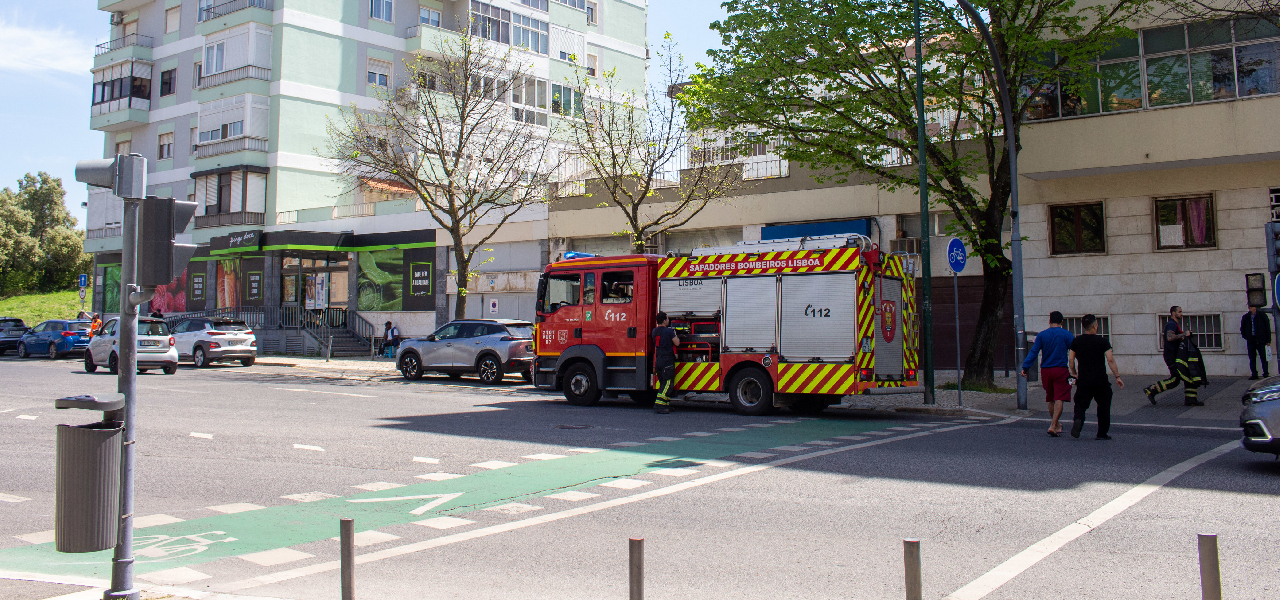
914, 0, 935, 405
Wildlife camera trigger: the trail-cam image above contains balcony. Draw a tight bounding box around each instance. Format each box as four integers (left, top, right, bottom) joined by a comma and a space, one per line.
196, 136, 268, 159
198, 65, 271, 90
333, 204, 377, 219
741, 159, 789, 180
95, 33, 153, 57
86, 226, 123, 240
405, 23, 460, 54
276, 211, 298, 225
194, 211, 266, 229
199, 0, 272, 23
90, 97, 150, 131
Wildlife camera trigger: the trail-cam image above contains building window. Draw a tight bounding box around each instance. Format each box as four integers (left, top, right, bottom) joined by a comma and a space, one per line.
199, 121, 243, 142
367, 58, 391, 87
1064, 316, 1111, 341
586, 53, 598, 77
194, 62, 202, 86
1049, 202, 1106, 254
92, 74, 151, 105
204, 42, 225, 75
519, 0, 548, 10
159, 69, 176, 96
190, 127, 199, 153
1159, 314, 1224, 350
512, 14, 549, 54
370, 0, 392, 22
470, 2, 510, 44
586, 1, 597, 24
166, 7, 181, 33
115, 140, 131, 155
158, 132, 174, 160
1155, 195, 1216, 249
551, 83, 583, 117
511, 76, 548, 125
1270, 187, 1280, 221
553, 0, 584, 9
215, 172, 232, 214
419, 7, 440, 27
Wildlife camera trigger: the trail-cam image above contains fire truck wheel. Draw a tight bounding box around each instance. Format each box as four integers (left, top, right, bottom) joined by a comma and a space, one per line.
788, 397, 830, 415
629, 390, 657, 407
563, 363, 602, 406
728, 368, 775, 416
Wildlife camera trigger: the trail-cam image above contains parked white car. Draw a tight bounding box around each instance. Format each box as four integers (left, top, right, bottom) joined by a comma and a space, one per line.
85, 317, 178, 375
172, 317, 257, 367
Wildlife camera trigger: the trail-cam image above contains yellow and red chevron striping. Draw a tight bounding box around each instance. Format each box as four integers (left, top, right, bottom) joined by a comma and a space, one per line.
657, 248, 862, 279
674, 362, 721, 391
776, 363, 863, 395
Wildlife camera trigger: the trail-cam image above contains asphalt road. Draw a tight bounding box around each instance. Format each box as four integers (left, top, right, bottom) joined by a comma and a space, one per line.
0, 355, 1275, 600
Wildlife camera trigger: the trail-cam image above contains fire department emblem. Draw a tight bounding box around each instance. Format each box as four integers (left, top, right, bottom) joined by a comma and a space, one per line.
557, 329, 568, 343
880, 300, 897, 343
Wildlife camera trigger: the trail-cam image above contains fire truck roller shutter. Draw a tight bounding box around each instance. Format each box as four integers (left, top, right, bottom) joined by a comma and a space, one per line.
875, 277, 904, 376
658, 278, 722, 315
724, 275, 778, 351
780, 272, 859, 361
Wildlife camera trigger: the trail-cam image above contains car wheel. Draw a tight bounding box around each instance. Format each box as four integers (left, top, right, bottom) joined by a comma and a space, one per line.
163, 365, 177, 375
399, 352, 424, 381
562, 363, 602, 406
84, 352, 98, 373
47, 343, 59, 360
108, 353, 119, 375
447, 373, 463, 380
17, 342, 28, 358
138, 369, 149, 374
629, 390, 657, 407
240, 357, 255, 367
728, 368, 775, 416
193, 347, 209, 368
477, 356, 504, 385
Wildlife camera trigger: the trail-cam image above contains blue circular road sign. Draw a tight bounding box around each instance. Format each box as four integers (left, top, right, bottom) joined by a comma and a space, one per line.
947, 237, 967, 274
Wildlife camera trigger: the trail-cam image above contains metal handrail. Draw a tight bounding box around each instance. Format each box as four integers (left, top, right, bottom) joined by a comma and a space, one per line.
87, 226, 123, 239
348, 311, 376, 345
193, 211, 266, 229
95, 34, 154, 56
196, 137, 269, 159
197, 65, 271, 89
200, 0, 272, 21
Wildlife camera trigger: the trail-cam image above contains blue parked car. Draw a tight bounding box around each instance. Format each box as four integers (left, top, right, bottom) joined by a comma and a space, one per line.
18, 320, 93, 359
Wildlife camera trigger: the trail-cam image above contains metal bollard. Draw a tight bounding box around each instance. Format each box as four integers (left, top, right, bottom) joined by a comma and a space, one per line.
341, 518, 355, 600
1198, 533, 1221, 600
629, 537, 643, 600
327, 335, 333, 362
903, 539, 922, 600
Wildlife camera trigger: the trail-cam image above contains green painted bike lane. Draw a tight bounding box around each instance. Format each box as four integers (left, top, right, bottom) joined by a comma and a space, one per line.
0, 418, 902, 579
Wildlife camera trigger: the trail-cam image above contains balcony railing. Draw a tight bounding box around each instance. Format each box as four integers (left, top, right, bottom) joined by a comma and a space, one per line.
95, 34, 154, 56
198, 65, 271, 89
276, 211, 298, 225
193, 211, 265, 229
196, 136, 268, 158
741, 159, 789, 180
199, 0, 272, 21
333, 204, 377, 219
91, 96, 150, 117
87, 226, 123, 240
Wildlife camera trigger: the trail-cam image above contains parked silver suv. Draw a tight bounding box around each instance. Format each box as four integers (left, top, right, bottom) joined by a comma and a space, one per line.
397, 319, 534, 384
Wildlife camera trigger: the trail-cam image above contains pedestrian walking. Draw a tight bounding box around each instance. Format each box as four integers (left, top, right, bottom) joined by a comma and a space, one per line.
380, 321, 400, 356
1068, 314, 1124, 440
1240, 306, 1272, 380
1144, 306, 1203, 406
1020, 311, 1074, 436
651, 312, 679, 415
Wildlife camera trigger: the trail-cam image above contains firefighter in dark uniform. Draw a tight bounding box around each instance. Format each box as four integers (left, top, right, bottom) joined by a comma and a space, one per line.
1144, 305, 1204, 406
651, 312, 679, 415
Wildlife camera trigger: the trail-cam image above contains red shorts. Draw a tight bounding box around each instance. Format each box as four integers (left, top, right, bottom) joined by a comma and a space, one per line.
1041, 367, 1072, 402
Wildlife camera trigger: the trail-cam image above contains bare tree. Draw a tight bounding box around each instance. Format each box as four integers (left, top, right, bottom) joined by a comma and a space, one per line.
558, 35, 748, 254
1159, 0, 1280, 28
325, 30, 557, 319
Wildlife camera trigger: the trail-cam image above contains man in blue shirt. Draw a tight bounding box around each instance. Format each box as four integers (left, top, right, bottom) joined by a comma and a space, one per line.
1021, 311, 1075, 436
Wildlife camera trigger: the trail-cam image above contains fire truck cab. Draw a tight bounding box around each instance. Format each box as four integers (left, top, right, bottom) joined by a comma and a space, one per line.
533, 235, 919, 415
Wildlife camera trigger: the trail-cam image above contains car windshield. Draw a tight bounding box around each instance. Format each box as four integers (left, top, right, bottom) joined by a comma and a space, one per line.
68, 322, 91, 331
506, 325, 534, 339
213, 321, 250, 331
139, 321, 170, 336
0, 319, 23, 328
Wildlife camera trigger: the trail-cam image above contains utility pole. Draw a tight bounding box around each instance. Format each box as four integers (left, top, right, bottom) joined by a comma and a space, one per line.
914, 0, 935, 404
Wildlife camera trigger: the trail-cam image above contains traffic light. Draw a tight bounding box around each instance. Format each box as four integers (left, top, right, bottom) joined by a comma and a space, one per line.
137, 196, 199, 287
75, 154, 147, 199
1246, 273, 1268, 308
1266, 222, 1280, 274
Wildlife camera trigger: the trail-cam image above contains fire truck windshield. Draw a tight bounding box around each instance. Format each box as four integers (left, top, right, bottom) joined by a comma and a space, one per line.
538, 273, 581, 313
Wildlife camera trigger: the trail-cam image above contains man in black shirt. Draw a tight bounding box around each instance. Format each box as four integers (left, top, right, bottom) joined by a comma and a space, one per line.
1068, 314, 1124, 440
1144, 306, 1202, 406
1240, 306, 1272, 380
651, 312, 679, 414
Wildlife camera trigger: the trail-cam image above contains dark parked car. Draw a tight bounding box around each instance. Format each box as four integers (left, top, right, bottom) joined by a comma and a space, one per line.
17, 320, 92, 359
1240, 376, 1280, 457
0, 317, 26, 354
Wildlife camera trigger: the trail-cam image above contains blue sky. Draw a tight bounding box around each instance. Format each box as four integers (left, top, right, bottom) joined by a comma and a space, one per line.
0, 0, 726, 230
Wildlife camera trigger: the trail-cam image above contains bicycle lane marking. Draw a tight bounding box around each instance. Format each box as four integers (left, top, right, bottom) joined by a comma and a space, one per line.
0, 417, 908, 579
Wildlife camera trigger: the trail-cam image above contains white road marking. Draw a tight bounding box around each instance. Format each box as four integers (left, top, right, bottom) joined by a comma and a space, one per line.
682, 431, 716, 436
239, 548, 315, 567
691, 459, 737, 468
14, 530, 54, 544
598, 479, 652, 490
521, 453, 567, 460
138, 566, 212, 585
771, 419, 800, 424
415, 473, 465, 481
0, 408, 12, 412
222, 418, 1018, 593
716, 427, 746, 432
330, 530, 402, 547
134, 514, 185, 528
413, 516, 475, 530
734, 452, 777, 459
41, 589, 108, 600
804, 441, 840, 446
865, 431, 893, 436
353, 482, 405, 492
567, 447, 605, 453
281, 492, 339, 503
412, 456, 440, 463
0, 493, 31, 503
649, 468, 699, 477
769, 446, 809, 452
609, 442, 647, 447
190, 432, 213, 439
484, 503, 542, 515
15, 415, 37, 420
544, 491, 600, 502
293, 444, 324, 452
944, 440, 1239, 600
207, 503, 266, 514
887, 427, 920, 431
834, 435, 869, 441
744, 424, 775, 428
470, 460, 517, 470
348, 493, 463, 515
646, 436, 683, 442
270, 387, 376, 398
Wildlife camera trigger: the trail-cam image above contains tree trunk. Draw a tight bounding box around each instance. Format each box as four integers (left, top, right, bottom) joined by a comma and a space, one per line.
452, 234, 469, 321
961, 256, 1011, 388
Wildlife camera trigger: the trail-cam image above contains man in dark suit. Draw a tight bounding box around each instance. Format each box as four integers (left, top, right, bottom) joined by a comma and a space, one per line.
1241, 306, 1272, 380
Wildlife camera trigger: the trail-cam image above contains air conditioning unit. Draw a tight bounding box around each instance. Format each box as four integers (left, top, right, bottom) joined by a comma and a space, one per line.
110, 12, 124, 25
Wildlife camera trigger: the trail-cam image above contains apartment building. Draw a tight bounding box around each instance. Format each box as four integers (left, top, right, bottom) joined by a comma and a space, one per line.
547, 15, 1280, 377
83, 0, 648, 349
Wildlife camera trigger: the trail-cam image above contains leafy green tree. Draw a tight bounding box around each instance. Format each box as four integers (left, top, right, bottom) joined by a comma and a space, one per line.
0, 173, 93, 296
684, 0, 1147, 386
0, 190, 40, 295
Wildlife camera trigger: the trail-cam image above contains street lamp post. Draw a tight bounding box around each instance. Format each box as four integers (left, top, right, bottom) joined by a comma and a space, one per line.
913, 0, 935, 405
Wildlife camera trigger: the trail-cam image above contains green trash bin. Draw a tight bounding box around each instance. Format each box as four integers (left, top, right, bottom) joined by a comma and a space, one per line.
54, 395, 124, 554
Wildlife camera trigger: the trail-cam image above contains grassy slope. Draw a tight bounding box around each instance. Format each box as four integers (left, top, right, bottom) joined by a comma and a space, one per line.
0, 290, 94, 325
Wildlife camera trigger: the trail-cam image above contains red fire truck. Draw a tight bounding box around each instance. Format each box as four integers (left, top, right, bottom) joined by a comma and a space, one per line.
532, 235, 919, 415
